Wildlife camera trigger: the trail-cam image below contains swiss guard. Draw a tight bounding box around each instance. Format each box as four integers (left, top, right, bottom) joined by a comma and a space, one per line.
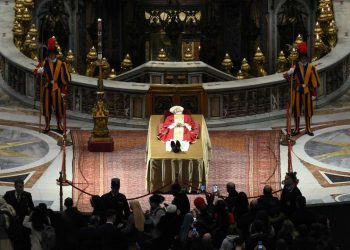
34, 36, 71, 133
284, 42, 321, 136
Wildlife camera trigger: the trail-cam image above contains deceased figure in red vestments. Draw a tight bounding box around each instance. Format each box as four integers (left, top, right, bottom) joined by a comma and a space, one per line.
157, 106, 199, 152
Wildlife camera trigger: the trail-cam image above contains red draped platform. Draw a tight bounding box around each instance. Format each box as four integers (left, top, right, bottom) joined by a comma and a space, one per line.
71, 129, 281, 212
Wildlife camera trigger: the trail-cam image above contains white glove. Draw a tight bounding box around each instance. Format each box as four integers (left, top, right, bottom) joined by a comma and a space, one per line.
184, 123, 192, 131
287, 67, 295, 76
168, 123, 176, 129
37, 67, 44, 74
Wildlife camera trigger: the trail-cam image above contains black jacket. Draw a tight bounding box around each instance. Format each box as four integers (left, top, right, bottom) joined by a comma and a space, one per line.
3, 190, 34, 222
101, 192, 130, 224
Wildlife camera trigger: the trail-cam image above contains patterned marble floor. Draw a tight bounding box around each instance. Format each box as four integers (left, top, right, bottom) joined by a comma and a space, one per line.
1, 85, 350, 210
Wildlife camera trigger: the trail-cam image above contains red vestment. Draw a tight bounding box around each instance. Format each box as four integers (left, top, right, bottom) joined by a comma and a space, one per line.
157, 114, 199, 143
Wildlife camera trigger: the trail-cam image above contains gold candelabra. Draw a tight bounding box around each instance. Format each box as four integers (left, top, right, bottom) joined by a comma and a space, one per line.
88, 18, 114, 152
221, 53, 233, 74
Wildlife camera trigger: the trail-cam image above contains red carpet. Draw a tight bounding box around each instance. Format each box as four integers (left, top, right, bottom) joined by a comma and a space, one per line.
71, 130, 281, 212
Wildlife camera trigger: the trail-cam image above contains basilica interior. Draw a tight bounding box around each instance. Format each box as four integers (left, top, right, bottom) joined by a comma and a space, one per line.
1, 0, 350, 249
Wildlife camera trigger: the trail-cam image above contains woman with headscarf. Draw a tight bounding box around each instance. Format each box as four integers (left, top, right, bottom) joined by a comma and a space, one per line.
0, 197, 16, 250
122, 200, 145, 248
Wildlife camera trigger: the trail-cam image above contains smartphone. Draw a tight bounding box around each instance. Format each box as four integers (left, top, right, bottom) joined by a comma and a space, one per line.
200, 184, 206, 192
257, 241, 263, 250
212, 184, 218, 193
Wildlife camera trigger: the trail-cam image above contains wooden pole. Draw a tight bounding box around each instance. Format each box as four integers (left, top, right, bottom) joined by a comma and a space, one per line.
39, 74, 43, 133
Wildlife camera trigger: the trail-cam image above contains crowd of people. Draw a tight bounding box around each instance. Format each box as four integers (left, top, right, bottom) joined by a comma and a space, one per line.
0, 174, 336, 250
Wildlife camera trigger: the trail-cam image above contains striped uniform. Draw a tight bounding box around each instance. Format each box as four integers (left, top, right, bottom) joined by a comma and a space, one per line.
36, 58, 71, 128
291, 62, 320, 133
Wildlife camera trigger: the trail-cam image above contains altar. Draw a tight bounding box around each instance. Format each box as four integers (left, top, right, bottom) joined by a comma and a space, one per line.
146, 115, 212, 192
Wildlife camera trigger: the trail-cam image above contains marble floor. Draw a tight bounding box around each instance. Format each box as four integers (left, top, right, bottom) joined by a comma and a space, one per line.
1, 83, 350, 211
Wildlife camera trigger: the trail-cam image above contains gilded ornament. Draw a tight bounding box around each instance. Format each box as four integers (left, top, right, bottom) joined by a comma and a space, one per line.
15, 8, 23, 22
157, 48, 168, 61
288, 47, 299, 64
236, 70, 244, 80
183, 47, 194, 61
65, 50, 76, 74
108, 68, 117, 80
28, 24, 38, 37
277, 51, 287, 73
318, 8, 328, 23
87, 46, 98, 61
294, 34, 303, 46
253, 47, 267, 77
221, 53, 233, 74
314, 21, 323, 38
121, 54, 133, 72
102, 57, 110, 79
14, 1, 24, 14
241, 58, 250, 77
23, 0, 34, 9
21, 7, 32, 22
312, 34, 330, 62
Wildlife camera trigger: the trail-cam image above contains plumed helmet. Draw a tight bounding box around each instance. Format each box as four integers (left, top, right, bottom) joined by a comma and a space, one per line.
47, 36, 57, 53
297, 42, 308, 57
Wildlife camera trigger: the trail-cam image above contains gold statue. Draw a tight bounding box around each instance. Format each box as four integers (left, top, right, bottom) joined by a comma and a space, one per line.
157, 48, 168, 61
86, 46, 98, 77
65, 50, 76, 73
121, 53, 133, 72
221, 53, 233, 74
253, 47, 267, 77
276, 51, 288, 73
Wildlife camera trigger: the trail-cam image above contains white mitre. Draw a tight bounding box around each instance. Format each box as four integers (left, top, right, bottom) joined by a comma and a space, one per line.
169, 105, 184, 114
